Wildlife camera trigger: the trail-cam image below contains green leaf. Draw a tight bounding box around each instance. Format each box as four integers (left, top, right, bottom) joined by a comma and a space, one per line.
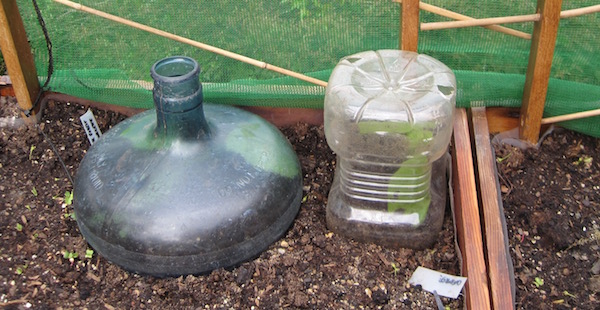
16, 223, 23, 232
63, 250, 79, 260
387, 155, 431, 222
29, 145, 36, 160
64, 191, 74, 206
31, 187, 38, 197
225, 121, 300, 178
85, 249, 94, 259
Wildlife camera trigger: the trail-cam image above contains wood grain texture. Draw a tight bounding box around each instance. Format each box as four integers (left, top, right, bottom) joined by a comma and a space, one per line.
470, 107, 515, 310
520, 0, 563, 143
452, 108, 492, 310
44, 91, 323, 127
400, 0, 420, 51
0, 0, 40, 121
486, 108, 520, 134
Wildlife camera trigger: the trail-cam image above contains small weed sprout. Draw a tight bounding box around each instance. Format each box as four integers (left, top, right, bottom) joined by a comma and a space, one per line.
31, 187, 38, 197
16, 223, 23, 232
29, 145, 36, 160
496, 153, 512, 163
85, 249, 94, 259
533, 277, 544, 288
16, 264, 27, 275
390, 262, 400, 275
64, 191, 74, 206
63, 250, 79, 264
563, 290, 576, 298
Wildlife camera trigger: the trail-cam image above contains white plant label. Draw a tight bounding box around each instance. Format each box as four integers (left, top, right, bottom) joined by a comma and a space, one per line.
408, 266, 467, 299
80, 109, 102, 145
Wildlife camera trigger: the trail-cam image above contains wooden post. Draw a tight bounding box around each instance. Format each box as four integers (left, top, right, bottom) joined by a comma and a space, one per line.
0, 0, 41, 122
400, 0, 419, 51
452, 108, 492, 310
470, 107, 515, 310
519, 0, 562, 143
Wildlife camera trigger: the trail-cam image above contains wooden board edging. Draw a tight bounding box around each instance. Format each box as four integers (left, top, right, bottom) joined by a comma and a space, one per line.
470, 107, 516, 310
452, 108, 492, 309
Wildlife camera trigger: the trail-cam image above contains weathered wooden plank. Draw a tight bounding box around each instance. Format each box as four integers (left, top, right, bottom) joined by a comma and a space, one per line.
519, 0, 563, 143
452, 108, 492, 310
486, 107, 520, 134
470, 107, 515, 310
400, 0, 420, 51
0, 0, 41, 122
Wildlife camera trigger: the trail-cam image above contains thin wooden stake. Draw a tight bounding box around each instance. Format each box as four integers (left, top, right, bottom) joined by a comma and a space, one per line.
519, 0, 563, 143
400, 0, 420, 51
0, 0, 41, 122
52, 0, 328, 88
395, 0, 531, 39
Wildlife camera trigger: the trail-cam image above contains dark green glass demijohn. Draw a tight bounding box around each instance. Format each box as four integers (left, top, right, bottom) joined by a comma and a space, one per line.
74, 56, 302, 277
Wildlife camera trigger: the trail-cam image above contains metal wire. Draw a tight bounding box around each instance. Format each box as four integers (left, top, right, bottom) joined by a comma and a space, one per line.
30, 0, 74, 185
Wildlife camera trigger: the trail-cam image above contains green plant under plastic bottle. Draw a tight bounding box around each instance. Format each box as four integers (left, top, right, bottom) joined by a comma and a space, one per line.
324, 50, 456, 249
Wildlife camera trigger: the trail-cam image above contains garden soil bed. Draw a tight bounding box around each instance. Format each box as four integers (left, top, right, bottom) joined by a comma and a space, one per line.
495, 127, 600, 309
1, 97, 462, 309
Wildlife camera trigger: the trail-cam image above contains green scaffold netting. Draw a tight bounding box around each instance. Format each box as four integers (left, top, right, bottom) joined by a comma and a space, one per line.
15, 0, 600, 136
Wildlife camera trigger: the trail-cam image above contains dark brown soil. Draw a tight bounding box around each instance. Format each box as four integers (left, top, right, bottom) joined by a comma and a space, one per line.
496, 129, 600, 309
1, 97, 462, 309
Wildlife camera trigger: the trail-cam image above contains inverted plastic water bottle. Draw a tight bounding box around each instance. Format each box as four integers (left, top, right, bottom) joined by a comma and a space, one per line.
324, 50, 456, 249
74, 56, 302, 276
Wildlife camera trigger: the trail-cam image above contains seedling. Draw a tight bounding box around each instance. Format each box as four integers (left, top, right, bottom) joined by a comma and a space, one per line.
533, 277, 544, 288
573, 156, 592, 166
63, 212, 76, 220
29, 145, 36, 160
64, 191, 74, 206
390, 262, 400, 275
15, 264, 27, 275
573, 156, 594, 168
563, 290, 576, 298
496, 153, 512, 163
85, 249, 94, 259
15, 223, 23, 232
31, 187, 38, 197
63, 250, 79, 264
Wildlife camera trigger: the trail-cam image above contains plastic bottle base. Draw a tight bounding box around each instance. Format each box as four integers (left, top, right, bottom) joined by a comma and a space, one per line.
326, 156, 448, 250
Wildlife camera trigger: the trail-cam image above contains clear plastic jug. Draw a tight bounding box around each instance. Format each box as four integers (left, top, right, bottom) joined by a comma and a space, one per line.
324, 50, 456, 249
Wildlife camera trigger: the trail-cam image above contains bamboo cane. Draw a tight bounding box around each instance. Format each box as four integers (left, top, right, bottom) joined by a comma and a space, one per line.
560, 4, 600, 19
395, 0, 531, 39
541, 108, 600, 125
52, 0, 328, 87
421, 4, 600, 31
422, 13, 541, 31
